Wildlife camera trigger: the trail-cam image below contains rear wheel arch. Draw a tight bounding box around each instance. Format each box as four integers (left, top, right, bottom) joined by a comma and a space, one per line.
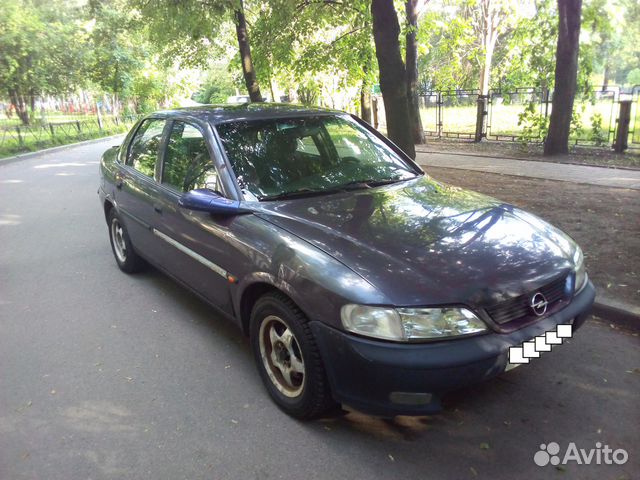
107, 208, 144, 273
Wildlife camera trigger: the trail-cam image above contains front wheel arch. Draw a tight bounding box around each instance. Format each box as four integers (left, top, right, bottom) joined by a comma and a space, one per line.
237, 277, 313, 337
103, 199, 115, 224
239, 281, 280, 336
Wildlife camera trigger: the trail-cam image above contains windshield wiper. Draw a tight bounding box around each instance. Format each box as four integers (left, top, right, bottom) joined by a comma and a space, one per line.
259, 178, 410, 201
259, 188, 332, 201
336, 178, 407, 190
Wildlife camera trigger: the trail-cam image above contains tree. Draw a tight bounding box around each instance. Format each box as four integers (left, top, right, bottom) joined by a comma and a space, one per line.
89, 0, 145, 116
544, 0, 583, 155
467, 0, 524, 95
405, 0, 426, 144
628, 68, 640, 86
132, 0, 262, 102
195, 64, 237, 103
417, 6, 477, 91
475, 0, 502, 94
0, 0, 88, 124
494, 0, 557, 90
615, 0, 640, 84
371, 0, 416, 158
249, 0, 375, 113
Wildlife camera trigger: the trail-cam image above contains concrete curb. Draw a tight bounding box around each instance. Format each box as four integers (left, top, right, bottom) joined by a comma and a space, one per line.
592, 297, 640, 333
0, 134, 126, 166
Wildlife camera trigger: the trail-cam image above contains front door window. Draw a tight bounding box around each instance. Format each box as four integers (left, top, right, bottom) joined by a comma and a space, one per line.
162, 121, 222, 194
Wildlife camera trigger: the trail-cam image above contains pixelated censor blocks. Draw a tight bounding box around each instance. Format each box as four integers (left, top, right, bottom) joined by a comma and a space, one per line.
508, 324, 573, 365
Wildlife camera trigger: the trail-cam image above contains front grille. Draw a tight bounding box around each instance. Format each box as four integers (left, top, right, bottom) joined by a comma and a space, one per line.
485, 274, 569, 326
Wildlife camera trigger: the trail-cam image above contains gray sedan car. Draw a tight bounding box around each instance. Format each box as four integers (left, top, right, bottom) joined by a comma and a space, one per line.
98, 104, 595, 419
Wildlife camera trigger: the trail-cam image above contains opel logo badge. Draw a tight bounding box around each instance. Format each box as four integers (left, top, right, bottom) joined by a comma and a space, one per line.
530, 292, 548, 316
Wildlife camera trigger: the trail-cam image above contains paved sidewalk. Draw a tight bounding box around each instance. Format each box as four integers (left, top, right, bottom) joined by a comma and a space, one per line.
415, 150, 640, 190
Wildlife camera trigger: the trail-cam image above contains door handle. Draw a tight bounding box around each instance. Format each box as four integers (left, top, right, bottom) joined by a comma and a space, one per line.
153, 204, 163, 214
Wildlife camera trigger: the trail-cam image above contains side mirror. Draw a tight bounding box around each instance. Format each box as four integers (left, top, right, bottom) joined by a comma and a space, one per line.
179, 189, 251, 215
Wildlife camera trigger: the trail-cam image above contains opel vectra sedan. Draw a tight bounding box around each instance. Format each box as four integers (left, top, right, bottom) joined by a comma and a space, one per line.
98, 104, 595, 419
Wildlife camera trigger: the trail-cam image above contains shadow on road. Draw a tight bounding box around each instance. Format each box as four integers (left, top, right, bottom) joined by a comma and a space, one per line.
107, 264, 639, 480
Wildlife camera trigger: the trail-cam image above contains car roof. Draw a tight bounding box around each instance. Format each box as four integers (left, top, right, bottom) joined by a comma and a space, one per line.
153, 103, 344, 125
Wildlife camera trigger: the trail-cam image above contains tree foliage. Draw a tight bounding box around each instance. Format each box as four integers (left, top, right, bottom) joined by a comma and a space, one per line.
194, 64, 238, 103
88, 0, 146, 111
131, 0, 262, 101
2, 0, 639, 148
494, 0, 557, 90
249, 0, 376, 108
0, 0, 88, 123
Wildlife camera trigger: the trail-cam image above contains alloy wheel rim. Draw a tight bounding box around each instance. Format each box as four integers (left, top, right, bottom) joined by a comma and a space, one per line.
258, 315, 305, 398
111, 218, 127, 263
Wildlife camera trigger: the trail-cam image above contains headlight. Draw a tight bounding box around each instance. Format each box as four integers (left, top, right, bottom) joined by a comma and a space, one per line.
340, 305, 487, 342
340, 305, 404, 341
573, 246, 586, 292
397, 307, 487, 339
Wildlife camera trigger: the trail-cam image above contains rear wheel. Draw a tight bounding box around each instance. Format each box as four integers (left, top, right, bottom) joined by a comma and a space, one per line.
107, 209, 144, 273
250, 292, 335, 419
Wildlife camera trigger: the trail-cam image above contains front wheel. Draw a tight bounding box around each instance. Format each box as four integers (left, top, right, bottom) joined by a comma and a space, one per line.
250, 292, 335, 419
107, 209, 144, 273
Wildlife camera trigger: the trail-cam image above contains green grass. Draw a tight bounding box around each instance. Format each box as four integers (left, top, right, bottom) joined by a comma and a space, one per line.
0, 120, 133, 159
0, 111, 124, 127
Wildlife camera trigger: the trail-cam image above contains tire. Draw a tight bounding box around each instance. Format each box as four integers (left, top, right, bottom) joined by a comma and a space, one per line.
250, 292, 336, 420
107, 209, 144, 273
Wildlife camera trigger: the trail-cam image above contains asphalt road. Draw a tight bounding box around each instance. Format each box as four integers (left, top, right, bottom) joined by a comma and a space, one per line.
1, 138, 638, 480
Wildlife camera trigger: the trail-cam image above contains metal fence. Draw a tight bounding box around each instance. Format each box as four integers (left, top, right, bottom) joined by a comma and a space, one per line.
488, 87, 546, 141
373, 85, 639, 151
0, 111, 141, 155
412, 90, 481, 139
631, 86, 640, 147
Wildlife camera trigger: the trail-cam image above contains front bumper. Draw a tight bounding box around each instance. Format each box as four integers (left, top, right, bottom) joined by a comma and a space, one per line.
311, 280, 595, 417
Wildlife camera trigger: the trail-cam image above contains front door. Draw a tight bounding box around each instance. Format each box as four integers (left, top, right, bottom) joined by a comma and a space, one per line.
152, 120, 233, 313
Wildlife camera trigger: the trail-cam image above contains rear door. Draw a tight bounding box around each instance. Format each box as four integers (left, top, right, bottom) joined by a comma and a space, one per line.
151, 119, 234, 313
114, 117, 168, 263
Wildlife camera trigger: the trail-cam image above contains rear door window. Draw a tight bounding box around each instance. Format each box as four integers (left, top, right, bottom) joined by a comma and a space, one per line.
127, 119, 165, 177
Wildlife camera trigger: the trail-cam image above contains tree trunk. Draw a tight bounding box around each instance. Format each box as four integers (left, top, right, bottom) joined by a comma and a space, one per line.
112, 93, 119, 118
371, 0, 416, 159
268, 71, 276, 102
29, 91, 36, 116
234, 1, 263, 103
9, 90, 30, 125
360, 84, 372, 123
544, 0, 582, 155
360, 61, 372, 123
602, 61, 610, 91
478, 0, 498, 95
405, 0, 425, 144
478, 46, 495, 95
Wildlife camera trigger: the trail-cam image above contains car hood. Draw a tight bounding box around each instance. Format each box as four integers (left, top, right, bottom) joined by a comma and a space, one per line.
253, 176, 577, 307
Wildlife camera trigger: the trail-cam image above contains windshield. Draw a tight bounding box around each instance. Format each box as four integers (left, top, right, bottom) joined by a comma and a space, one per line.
215, 115, 420, 200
